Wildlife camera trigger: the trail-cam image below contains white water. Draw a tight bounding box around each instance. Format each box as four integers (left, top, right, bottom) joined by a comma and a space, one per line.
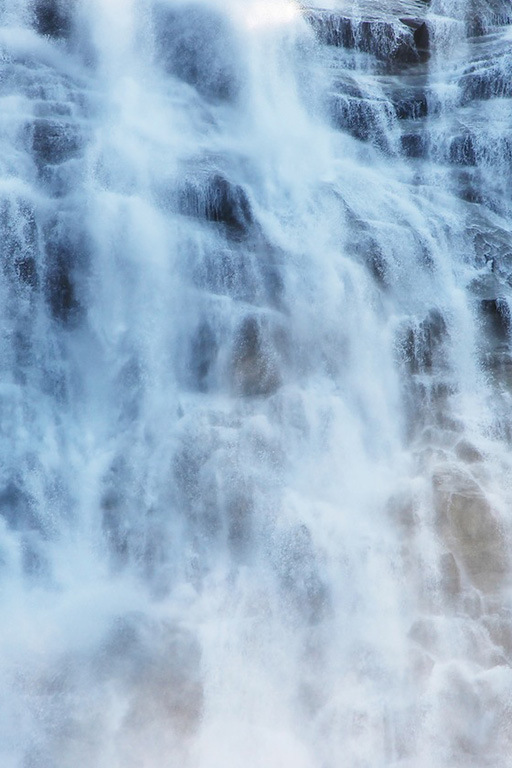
0, 1, 511, 766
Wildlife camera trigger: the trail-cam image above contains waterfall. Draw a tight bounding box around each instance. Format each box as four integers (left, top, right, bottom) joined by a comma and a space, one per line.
0, 0, 511, 765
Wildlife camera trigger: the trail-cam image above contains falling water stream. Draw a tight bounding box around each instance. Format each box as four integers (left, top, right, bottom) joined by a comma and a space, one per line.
0, 0, 511, 766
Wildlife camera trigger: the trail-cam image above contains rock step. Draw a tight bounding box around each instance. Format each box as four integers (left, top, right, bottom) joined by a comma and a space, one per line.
304, 8, 429, 66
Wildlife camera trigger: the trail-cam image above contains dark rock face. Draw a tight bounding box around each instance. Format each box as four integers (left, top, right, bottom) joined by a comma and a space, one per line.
154, 3, 241, 102
0, 482, 37, 532
461, 68, 512, 103
393, 89, 428, 120
401, 132, 428, 158
305, 11, 429, 66
43, 224, 85, 325
178, 175, 253, 238
31, 119, 82, 168
448, 134, 478, 166
189, 321, 218, 392
33, 0, 73, 39
402, 309, 448, 374
232, 316, 281, 397
480, 298, 511, 341
329, 92, 392, 148
413, 21, 429, 53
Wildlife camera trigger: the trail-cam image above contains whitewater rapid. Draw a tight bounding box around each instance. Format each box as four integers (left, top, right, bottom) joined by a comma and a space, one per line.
0, 0, 511, 766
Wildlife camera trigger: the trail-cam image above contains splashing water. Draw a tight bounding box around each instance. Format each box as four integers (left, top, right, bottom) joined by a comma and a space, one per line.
0, 1, 511, 766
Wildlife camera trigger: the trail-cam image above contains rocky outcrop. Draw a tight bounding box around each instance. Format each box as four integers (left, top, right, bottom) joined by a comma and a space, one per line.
304, 9, 430, 67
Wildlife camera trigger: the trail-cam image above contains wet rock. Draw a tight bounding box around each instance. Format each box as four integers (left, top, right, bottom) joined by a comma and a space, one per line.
461, 68, 512, 104
393, 89, 428, 120
101, 489, 129, 563
33, 0, 73, 39
448, 134, 478, 167
409, 618, 438, 652
97, 614, 203, 735
305, 11, 427, 66
402, 309, 447, 374
456, 169, 484, 204
21, 534, 51, 580
193, 248, 256, 301
413, 22, 429, 54
0, 481, 38, 531
189, 320, 218, 392
455, 440, 483, 464
154, 3, 240, 102
277, 524, 329, 624
401, 132, 428, 158
45, 249, 80, 324
439, 552, 462, 598
482, 615, 512, 657
480, 297, 511, 341
227, 492, 253, 559
14, 256, 38, 288
433, 470, 509, 593
31, 119, 82, 167
179, 175, 253, 238
231, 316, 282, 397
43, 224, 86, 325
0, 198, 39, 288
328, 93, 392, 148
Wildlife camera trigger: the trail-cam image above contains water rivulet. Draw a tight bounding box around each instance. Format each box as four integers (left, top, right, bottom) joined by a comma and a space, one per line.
0, 0, 511, 765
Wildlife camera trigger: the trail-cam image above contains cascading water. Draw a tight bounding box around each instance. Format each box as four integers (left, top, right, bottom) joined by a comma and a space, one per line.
0, 0, 511, 765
